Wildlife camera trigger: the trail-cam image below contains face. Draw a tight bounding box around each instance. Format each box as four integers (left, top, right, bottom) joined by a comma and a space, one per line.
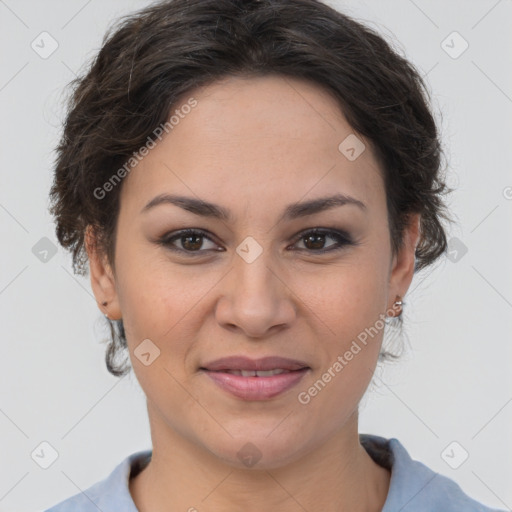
88, 74, 419, 469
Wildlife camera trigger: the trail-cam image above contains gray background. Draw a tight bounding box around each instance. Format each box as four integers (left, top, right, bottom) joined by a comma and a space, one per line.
0, 0, 511, 510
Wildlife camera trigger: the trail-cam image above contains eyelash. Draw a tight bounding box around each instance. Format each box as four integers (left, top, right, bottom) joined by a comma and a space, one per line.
157, 228, 357, 256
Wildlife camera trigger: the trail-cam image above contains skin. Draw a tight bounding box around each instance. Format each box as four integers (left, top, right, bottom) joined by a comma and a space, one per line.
86, 74, 420, 511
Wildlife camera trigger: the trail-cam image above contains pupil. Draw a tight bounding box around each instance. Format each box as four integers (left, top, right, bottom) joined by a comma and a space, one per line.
305, 233, 325, 250
183, 234, 202, 250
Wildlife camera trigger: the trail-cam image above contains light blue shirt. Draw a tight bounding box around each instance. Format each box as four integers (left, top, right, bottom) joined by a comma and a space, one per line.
44, 434, 506, 511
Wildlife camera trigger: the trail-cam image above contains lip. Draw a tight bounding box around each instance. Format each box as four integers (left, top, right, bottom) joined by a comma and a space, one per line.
201, 367, 310, 400
199, 356, 311, 401
200, 356, 310, 372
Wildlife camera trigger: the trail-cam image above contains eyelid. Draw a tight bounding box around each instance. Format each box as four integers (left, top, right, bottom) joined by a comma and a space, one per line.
291, 227, 352, 244
158, 228, 221, 253
289, 228, 355, 253
158, 227, 356, 255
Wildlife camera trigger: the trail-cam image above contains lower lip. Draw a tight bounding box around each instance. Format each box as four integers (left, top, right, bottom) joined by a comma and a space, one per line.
202, 369, 309, 400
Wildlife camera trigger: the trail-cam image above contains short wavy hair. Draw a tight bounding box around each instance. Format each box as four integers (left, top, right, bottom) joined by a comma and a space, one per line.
49, 0, 453, 377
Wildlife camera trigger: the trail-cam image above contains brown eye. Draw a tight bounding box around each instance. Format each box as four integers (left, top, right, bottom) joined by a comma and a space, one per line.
292, 229, 355, 253
302, 232, 331, 250
158, 227, 356, 257
179, 232, 203, 251
159, 229, 220, 254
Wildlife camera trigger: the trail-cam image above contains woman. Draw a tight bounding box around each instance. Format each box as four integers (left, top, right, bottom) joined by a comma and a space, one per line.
45, 0, 505, 510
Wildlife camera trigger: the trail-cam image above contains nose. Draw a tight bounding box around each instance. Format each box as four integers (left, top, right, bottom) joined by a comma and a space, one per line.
214, 246, 297, 339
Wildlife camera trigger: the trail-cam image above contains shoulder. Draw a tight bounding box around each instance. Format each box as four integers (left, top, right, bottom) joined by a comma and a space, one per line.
43, 450, 152, 512
360, 434, 506, 512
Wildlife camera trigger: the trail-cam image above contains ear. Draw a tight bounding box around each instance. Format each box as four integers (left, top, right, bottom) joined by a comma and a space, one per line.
85, 225, 122, 321
387, 212, 421, 313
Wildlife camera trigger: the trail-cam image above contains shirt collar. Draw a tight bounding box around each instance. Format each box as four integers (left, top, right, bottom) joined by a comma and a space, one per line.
87, 434, 498, 512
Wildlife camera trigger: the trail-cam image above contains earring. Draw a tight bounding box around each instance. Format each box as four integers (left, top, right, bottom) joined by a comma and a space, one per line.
392, 295, 403, 317
101, 301, 109, 319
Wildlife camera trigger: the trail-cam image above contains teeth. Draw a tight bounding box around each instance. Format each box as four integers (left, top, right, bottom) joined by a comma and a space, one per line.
223, 369, 291, 377
255, 369, 289, 377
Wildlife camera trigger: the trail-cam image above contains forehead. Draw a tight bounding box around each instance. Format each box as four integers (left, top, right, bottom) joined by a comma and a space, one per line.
120, 74, 385, 220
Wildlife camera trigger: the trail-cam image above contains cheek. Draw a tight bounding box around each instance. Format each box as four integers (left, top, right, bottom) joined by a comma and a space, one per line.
296, 280, 385, 424
113, 242, 217, 365
295, 252, 388, 332
293, 251, 388, 388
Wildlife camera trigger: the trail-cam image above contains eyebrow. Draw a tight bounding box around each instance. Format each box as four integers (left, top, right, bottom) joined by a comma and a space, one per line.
140, 193, 366, 222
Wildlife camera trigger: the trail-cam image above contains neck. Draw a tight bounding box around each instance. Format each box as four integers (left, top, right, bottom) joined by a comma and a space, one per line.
130, 406, 390, 512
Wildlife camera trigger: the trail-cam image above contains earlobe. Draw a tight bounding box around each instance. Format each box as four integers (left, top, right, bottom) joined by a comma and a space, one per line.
387, 213, 421, 312
84, 225, 122, 320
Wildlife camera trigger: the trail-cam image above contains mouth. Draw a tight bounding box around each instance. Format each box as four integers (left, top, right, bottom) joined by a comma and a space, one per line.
200, 355, 310, 372
199, 356, 311, 400
207, 368, 299, 377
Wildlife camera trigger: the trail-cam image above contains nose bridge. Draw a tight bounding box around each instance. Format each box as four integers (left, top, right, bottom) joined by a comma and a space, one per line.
233, 235, 279, 301
215, 235, 296, 336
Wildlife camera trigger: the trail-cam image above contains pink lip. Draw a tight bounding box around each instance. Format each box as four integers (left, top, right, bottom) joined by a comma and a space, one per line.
202, 368, 310, 400
201, 355, 310, 372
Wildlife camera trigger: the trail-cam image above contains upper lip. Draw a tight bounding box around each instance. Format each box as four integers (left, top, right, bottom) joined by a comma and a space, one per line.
200, 356, 310, 372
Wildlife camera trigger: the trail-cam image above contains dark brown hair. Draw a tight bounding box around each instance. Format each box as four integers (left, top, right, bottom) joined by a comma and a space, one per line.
49, 0, 453, 377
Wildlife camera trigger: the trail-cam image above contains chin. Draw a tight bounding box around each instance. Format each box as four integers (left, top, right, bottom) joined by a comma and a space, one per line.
206, 430, 311, 471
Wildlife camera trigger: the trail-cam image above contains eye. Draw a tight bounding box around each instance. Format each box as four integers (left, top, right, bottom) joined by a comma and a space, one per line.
158, 227, 356, 256
158, 228, 221, 254
290, 228, 356, 253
